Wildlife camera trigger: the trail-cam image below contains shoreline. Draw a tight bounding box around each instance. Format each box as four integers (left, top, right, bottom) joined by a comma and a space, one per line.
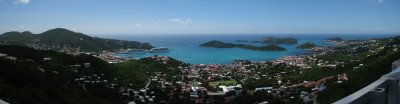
106, 45, 321, 66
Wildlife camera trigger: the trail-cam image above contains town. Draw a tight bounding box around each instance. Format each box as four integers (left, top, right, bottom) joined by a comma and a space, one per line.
2, 36, 398, 104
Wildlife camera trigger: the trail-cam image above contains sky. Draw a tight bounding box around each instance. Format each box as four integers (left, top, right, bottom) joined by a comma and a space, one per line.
0, 0, 399, 35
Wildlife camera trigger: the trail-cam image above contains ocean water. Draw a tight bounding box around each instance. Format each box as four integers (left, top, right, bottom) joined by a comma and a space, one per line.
100, 34, 397, 64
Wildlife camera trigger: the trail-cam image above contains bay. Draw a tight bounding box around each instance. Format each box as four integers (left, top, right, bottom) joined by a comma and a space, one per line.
100, 34, 397, 64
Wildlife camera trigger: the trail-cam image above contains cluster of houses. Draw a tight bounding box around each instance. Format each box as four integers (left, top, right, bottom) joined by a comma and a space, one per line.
184, 38, 390, 103
98, 52, 127, 63
124, 89, 158, 104
274, 56, 312, 69
25, 43, 81, 55
0, 53, 17, 62
144, 55, 171, 64
113, 37, 391, 103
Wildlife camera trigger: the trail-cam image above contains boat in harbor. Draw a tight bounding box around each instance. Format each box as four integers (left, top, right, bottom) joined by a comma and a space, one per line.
149, 47, 169, 52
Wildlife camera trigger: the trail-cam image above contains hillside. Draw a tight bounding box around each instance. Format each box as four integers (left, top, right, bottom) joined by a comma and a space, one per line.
0, 45, 187, 104
317, 37, 400, 103
0, 28, 154, 52
200, 40, 286, 51
0, 45, 122, 104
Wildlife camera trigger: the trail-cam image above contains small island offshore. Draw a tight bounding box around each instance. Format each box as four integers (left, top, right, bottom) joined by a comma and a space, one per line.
236, 36, 299, 45
260, 36, 298, 45
199, 40, 286, 51
200, 36, 301, 51
297, 42, 319, 49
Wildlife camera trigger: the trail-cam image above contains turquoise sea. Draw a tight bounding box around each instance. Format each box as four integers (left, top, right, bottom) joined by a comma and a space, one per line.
100, 34, 397, 64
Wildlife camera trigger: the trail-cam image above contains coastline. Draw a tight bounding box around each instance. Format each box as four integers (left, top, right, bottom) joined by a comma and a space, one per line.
106, 34, 396, 64
107, 43, 322, 66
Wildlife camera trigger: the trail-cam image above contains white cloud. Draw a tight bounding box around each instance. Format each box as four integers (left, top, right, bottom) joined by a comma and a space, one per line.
378, 0, 384, 4
169, 18, 193, 25
14, 0, 30, 4
185, 18, 193, 24
135, 24, 142, 27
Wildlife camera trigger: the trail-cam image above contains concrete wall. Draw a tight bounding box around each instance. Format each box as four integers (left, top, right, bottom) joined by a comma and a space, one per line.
393, 59, 400, 70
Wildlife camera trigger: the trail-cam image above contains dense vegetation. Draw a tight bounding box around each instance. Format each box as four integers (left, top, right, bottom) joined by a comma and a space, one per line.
112, 57, 188, 89
200, 40, 286, 51
296, 42, 318, 49
226, 36, 400, 104
0, 28, 154, 52
279, 36, 400, 103
317, 37, 400, 103
0, 45, 185, 104
0, 45, 122, 104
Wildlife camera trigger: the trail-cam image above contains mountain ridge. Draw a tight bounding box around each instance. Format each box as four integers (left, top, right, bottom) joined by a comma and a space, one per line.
0, 28, 154, 52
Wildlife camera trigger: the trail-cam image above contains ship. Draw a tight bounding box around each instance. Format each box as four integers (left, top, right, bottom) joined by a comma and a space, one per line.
149, 47, 169, 52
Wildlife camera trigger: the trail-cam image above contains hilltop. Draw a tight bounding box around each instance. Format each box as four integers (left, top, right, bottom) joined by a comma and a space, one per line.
0, 28, 154, 52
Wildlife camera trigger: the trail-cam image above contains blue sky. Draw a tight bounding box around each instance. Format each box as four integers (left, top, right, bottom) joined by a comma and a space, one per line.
0, 0, 399, 35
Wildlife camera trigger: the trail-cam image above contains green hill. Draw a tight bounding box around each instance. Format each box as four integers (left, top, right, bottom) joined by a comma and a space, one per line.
296, 42, 319, 49
0, 45, 187, 104
0, 28, 154, 52
261, 36, 298, 45
0, 45, 122, 104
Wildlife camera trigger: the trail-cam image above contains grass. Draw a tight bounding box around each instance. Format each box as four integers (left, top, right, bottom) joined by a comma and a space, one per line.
209, 79, 238, 87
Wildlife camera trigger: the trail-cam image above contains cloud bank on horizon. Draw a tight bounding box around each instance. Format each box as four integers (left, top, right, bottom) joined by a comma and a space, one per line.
0, 0, 399, 35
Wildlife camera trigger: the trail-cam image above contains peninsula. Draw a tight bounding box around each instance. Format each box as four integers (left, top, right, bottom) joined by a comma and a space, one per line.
0, 28, 154, 52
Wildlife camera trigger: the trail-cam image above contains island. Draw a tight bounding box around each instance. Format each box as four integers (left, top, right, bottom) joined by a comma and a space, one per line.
234, 36, 298, 45
261, 36, 298, 45
199, 40, 286, 51
297, 42, 319, 49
